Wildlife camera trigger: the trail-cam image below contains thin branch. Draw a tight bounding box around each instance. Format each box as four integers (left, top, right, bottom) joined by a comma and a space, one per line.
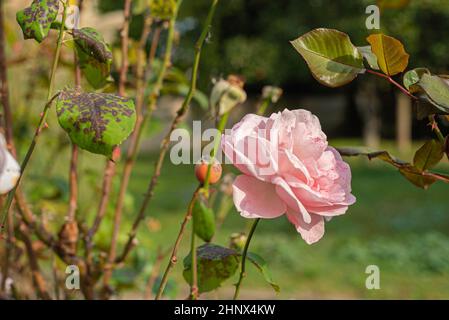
428, 115, 446, 143
111, 15, 173, 264
0, 0, 16, 292
1, 92, 60, 227
1, 1, 68, 228
18, 223, 52, 300
189, 221, 198, 300
155, 187, 200, 300
143, 247, 168, 299
365, 69, 418, 100
102, 0, 133, 295
256, 97, 272, 116
0, 0, 15, 156
203, 112, 229, 194
118, 0, 132, 97
233, 218, 260, 300
118, 0, 219, 264
66, 0, 84, 223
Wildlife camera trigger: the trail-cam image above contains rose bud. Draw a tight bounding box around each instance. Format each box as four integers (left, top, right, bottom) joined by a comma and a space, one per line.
195, 159, 222, 185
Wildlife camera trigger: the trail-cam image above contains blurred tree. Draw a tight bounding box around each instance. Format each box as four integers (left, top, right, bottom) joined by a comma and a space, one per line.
98, 0, 449, 138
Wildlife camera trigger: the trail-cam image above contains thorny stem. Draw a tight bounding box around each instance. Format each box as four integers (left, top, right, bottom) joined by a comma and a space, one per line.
365, 69, 447, 143
233, 218, 260, 300
113, 4, 178, 266
0, 0, 14, 155
188, 111, 230, 299
67, 0, 83, 223
102, 0, 133, 295
428, 115, 446, 143
365, 69, 418, 100
189, 221, 198, 300
143, 247, 168, 299
0, 0, 16, 291
155, 187, 201, 300
1, 2, 68, 228
117, 0, 219, 264
19, 223, 51, 300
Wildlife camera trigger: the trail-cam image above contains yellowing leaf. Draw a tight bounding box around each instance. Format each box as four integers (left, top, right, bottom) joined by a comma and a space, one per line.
366, 34, 409, 76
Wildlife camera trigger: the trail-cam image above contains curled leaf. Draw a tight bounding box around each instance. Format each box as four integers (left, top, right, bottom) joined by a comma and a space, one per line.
16, 0, 60, 42
357, 46, 380, 70
56, 89, 136, 157
72, 27, 113, 88
403, 68, 430, 91
411, 74, 449, 113
291, 28, 364, 87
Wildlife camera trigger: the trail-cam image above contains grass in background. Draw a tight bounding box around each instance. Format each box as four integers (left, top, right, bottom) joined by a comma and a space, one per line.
23, 138, 449, 299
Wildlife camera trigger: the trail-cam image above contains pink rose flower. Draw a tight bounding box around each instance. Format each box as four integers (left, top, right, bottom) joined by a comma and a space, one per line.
222, 109, 356, 244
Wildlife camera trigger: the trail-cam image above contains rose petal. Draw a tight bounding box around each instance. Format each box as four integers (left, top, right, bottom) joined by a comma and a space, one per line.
286, 209, 325, 244
272, 176, 311, 223
233, 175, 286, 219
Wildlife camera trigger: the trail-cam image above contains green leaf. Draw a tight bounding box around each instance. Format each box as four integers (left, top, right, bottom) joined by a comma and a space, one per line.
413, 139, 444, 172
183, 244, 240, 294
72, 27, 113, 89
399, 166, 438, 190
150, 0, 177, 20
247, 252, 280, 293
357, 46, 380, 70
366, 34, 409, 76
403, 68, 430, 91
192, 193, 216, 242
16, 0, 60, 43
291, 28, 364, 87
56, 89, 136, 157
411, 74, 449, 113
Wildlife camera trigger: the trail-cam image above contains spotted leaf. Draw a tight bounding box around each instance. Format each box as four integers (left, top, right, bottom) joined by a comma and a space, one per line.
56, 89, 136, 157
72, 27, 113, 88
16, 0, 60, 43
183, 244, 240, 293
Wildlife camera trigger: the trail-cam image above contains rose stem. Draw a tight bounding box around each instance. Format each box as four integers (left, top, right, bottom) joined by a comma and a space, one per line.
365, 69, 446, 143
102, 0, 133, 296
67, 0, 84, 223
112, 1, 179, 265
1, 1, 68, 227
365, 69, 417, 100
188, 110, 230, 299
256, 96, 272, 116
202, 112, 230, 195
155, 187, 200, 300
233, 218, 260, 300
117, 0, 219, 265
189, 217, 199, 300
